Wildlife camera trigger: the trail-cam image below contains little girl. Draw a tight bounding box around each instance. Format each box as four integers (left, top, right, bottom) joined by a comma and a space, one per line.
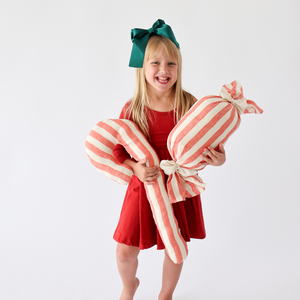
113, 19, 226, 300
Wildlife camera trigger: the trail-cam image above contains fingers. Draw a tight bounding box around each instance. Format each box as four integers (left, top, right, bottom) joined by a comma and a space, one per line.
143, 168, 161, 185
136, 158, 161, 184
200, 153, 213, 165
205, 146, 219, 159
200, 144, 226, 166
146, 167, 160, 177
200, 148, 217, 165
218, 143, 226, 154
144, 171, 161, 185
198, 159, 210, 166
138, 157, 160, 172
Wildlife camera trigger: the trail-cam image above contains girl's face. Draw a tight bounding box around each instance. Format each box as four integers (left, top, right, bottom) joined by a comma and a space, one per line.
144, 44, 178, 97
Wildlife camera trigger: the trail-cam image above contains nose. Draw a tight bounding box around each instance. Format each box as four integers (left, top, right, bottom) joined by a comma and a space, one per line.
159, 63, 169, 73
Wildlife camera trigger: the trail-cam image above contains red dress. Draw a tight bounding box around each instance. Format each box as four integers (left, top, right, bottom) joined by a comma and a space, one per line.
113, 103, 206, 250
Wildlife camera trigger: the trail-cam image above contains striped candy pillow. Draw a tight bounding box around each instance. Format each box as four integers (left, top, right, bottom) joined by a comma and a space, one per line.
85, 119, 188, 264
161, 80, 263, 203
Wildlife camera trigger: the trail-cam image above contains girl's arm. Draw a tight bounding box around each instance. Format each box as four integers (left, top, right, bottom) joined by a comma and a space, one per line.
113, 103, 132, 164
113, 145, 131, 165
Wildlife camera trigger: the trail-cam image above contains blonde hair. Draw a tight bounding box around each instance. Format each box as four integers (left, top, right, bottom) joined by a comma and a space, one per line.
126, 35, 196, 138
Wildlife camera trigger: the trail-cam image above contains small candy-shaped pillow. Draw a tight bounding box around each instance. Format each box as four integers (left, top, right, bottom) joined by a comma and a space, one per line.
85, 119, 188, 264
161, 80, 263, 203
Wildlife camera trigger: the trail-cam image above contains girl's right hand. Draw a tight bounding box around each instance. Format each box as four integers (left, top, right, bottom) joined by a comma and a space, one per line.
125, 157, 160, 185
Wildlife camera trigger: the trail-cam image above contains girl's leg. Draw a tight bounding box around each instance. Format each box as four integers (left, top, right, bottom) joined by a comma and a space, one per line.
116, 243, 140, 300
158, 250, 183, 300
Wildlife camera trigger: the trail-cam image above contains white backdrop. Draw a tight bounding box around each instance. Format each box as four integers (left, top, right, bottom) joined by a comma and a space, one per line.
1, 1, 300, 299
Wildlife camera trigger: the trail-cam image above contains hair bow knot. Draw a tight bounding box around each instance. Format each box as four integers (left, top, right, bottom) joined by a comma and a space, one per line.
129, 19, 180, 68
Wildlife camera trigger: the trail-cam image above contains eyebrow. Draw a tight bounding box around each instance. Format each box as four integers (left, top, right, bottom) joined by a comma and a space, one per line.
149, 56, 177, 61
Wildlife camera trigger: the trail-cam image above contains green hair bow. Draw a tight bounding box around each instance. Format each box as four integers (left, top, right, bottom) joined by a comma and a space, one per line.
129, 19, 180, 68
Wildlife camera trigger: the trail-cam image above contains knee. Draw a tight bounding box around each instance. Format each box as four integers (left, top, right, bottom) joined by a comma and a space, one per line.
116, 243, 139, 264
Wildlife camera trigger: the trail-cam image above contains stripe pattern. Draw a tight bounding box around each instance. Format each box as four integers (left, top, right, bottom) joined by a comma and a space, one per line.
85, 80, 263, 263
85, 119, 188, 264
164, 80, 263, 203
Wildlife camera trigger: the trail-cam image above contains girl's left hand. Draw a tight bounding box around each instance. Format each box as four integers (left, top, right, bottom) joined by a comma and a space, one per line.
200, 143, 226, 166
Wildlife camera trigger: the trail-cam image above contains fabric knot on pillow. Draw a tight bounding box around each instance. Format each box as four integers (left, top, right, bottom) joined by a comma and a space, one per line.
219, 81, 262, 114
160, 160, 198, 176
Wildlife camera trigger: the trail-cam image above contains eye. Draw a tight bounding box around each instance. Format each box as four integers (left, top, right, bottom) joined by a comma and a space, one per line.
168, 62, 176, 66
151, 61, 159, 65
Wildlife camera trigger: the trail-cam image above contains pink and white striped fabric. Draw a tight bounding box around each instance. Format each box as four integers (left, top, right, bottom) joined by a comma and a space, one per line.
161, 80, 263, 203
85, 80, 263, 263
85, 119, 188, 264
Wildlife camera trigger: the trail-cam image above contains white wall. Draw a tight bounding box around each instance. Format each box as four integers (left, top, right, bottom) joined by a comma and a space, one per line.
1, 0, 299, 299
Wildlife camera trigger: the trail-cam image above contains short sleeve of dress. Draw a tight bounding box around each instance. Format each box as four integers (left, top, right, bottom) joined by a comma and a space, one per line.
113, 102, 132, 164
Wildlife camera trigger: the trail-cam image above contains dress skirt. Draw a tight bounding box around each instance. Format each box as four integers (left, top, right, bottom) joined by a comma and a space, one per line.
113, 146, 206, 250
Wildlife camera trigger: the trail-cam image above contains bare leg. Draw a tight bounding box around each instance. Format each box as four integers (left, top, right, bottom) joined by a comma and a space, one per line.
158, 250, 183, 300
116, 243, 140, 300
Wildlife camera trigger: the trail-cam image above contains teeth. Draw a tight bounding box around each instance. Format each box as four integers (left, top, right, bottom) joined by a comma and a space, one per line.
157, 77, 169, 82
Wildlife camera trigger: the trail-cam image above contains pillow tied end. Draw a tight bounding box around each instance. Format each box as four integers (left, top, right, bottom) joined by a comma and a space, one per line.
219, 80, 263, 115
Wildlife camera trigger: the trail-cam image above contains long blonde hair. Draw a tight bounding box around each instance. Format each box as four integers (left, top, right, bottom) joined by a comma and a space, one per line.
126, 35, 195, 138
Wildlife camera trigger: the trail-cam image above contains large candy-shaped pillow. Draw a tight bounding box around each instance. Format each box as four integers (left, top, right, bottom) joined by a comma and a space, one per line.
160, 80, 263, 203
85, 119, 188, 264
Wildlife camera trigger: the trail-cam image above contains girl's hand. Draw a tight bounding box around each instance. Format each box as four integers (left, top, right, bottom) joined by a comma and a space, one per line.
128, 157, 160, 185
200, 143, 226, 166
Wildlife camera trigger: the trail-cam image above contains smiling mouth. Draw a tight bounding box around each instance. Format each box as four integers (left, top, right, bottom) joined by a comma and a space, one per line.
156, 77, 170, 84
